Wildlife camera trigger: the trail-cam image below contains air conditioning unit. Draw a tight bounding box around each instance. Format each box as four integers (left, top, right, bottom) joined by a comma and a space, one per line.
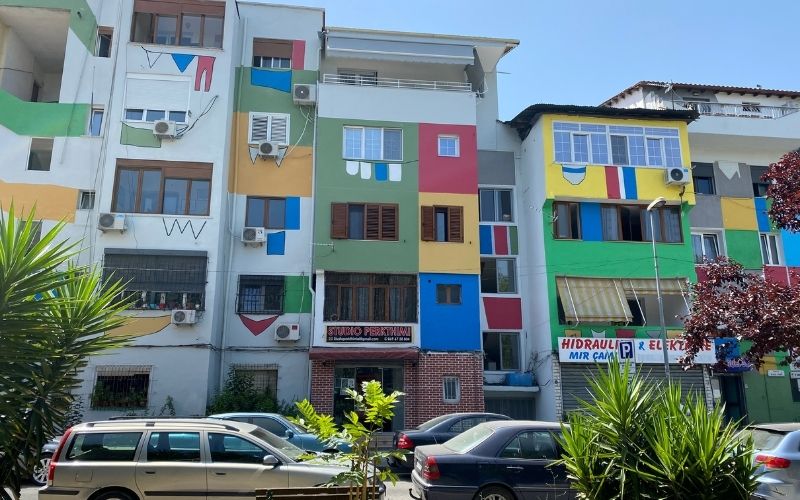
241, 226, 266, 244
666, 167, 691, 185
171, 309, 197, 325
258, 141, 280, 158
153, 120, 177, 138
274, 323, 300, 341
293, 84, 317, 105
97, 213, 126, 232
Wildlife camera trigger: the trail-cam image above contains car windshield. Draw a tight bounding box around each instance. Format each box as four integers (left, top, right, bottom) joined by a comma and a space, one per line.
443, 424, 494, 454
417, 414, 453, 431
750, 429, 787, 451
249, 427, 306, 461
288, 420, 308, 433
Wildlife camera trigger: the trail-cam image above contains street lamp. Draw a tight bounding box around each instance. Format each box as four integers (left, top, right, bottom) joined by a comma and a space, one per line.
647, 196, 670, 379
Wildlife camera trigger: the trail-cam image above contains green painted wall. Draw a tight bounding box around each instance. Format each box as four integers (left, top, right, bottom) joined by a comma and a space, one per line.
313, 117, 419, 273
743, 369, 800, 423
0, 0, 97, 51
0, 90, 88, 136
233, 68, 317, 147
284, 275, 312, 313
725, 229, 762, 269
121, 123, 161, 148
544, 200, 696, 348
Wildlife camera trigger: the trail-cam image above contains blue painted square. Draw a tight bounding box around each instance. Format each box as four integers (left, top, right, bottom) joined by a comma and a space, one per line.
479, 225, 493, 254
781, 229, 800, 267
419, 274, 480, 351
374, 163, 388, 182
285, 197, 300, 230
250, 67, 292, 93
580, 202, 602, 241
267, 231, 286, 255
754, 197, 771, 232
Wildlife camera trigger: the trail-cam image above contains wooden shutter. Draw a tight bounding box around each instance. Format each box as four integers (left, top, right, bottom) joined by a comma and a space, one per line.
381, 205, 398, 241
253, 38, 293, 58
421, 206, 435, 241
330, 203, 348, 239
365, 204, 381, 240
448, 206, 464, 242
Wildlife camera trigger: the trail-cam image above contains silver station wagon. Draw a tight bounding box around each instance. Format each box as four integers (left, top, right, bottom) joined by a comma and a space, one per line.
40, 418, 357, 500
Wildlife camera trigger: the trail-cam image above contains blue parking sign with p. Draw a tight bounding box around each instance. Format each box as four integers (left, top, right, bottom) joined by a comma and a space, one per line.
618, 339, 634, 361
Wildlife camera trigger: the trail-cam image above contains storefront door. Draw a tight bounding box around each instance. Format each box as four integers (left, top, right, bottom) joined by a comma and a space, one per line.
333, 364, 404, 431
718, 375, 747, 424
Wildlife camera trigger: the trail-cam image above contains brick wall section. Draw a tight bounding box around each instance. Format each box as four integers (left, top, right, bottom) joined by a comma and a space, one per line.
404, 352, 485, 428
309, 359, 334, 415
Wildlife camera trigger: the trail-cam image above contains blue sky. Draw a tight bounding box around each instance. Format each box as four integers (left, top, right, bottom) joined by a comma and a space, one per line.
258, 0, 800, 120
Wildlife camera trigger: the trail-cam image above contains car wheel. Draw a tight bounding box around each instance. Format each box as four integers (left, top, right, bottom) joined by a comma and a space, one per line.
31, 453, 52, 486
476, 486, 515, 500
92, 490, 136, 500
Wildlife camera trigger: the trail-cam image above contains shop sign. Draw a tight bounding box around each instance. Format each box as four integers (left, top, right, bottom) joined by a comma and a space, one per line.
713, 338, 752, 373
767, 369, 786, 378
558, 337, 617, 363
326, 325, 412, 343
634, 338, 715, 364
790, 371, 800, 380
558, 337, 715, 364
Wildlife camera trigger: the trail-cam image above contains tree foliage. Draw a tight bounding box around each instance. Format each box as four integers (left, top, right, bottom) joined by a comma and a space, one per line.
764, 150, 800, 232
206, 368, 297, 416
682, 258, 800, 367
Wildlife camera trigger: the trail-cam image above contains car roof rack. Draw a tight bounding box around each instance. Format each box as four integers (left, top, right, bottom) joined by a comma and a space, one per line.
85, 418, 240, 431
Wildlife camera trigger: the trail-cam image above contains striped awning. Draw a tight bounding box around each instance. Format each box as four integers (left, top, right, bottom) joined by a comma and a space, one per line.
556, 277, 632, 324
622, 278, 688, 295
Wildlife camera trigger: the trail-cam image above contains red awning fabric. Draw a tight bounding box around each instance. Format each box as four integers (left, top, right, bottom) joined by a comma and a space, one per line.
309, 348, 419, 361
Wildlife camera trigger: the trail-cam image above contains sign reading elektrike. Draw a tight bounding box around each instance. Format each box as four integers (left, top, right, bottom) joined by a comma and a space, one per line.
326, 325, 412, 343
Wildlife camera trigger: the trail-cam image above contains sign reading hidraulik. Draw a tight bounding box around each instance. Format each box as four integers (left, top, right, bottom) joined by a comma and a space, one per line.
326, 325, 412, 343
558, 337, 716, 364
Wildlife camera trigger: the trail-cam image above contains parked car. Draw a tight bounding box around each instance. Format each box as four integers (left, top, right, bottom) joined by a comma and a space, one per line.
390, 412, 510, 472
209, 412, 351, 452
39, 418, 368, 500
411, 420, 574, 500
749, 423, 800, 500
30, 436, 61, 486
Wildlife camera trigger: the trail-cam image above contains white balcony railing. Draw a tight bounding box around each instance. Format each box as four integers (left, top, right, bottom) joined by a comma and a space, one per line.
679, 101, 800, 119
322, 73, 472, 92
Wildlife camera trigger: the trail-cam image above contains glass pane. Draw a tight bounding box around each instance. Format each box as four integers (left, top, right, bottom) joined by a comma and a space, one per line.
179, 14, 201, 46
554, 131, 571, 162
479, 190, 496, 222
760, 234, 770, 265
323, 285, 337, 320
267, 199, 285, 229
601, 206, 619, 241
202, 16, 224, 48
621, 206, 643, 241
140, 170, 162, 213
498, 190, 512, 221
348, 205, 364, 239
98, 33, 112, 58
146, 109, 165, 122
132, 13, 153, 43
67, 432, 142, 461
125, 109, 144, 121
769, 235, 780, 264
115, 169, 138, 212
90, 110, 103, 136
403, 286, 416, 322
436, 285, 447, 303
155, 15, 177, 45
208, 434, 265, 464
664, 137, 682, 167
389, 287, 401, 322
373, 287, 386, 321
497, 259, 516, 293
383, 129, 403, 161
555, 204, 570, 238
451, 285, 461, 304
692, 234, 703, 264
643, 208, 662, 242
590, 133, 608, 164
364, 128, 382, 160
163, 178, 188, 215
435, 209, 447, 242
703, 235, 719, 261
169, 111, 187, 123
628, 135, 646, 165
481, 259, 498, 293
483, 333, 501, 370
610, 135, 628, 165
663, 207, 682, 243
570, 204, 580, 239
646, 138, 663, 166
188, 180, 210, 215
572, 134, 589, 163
339, 287, 352, 320
501, 333, 520, 370
344, 127, 362, 158
246, 198, 266, 227
148, 432, 200, 462
355, 287, 369, 321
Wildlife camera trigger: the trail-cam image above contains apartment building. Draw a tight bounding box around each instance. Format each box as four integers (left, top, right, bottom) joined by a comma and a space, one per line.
605, 82, 800, 423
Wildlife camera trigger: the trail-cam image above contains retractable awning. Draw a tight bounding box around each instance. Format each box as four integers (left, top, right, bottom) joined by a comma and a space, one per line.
556, 277, 632, 324
621, 278, 688, 295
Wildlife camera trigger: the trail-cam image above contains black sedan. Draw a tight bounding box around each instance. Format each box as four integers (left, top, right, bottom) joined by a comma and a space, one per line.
410, 420, 574, 500
390, 412, 510, 472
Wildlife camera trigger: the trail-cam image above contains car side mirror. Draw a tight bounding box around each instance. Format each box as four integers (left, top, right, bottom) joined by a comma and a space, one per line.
285, 430, 294, 440
263, 454, 279, 468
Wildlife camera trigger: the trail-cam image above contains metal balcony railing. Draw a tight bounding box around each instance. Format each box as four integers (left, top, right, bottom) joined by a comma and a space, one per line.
322, 73, 472, 92
680, 101, 800, 119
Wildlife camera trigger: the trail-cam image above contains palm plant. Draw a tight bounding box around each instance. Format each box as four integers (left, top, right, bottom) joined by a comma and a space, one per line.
0, 206, 131, 500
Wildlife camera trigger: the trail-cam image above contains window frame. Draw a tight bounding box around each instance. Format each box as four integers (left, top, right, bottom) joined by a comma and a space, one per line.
330, 203, 399, 241
124, 108, 188, 124
600, 203, 683, 243
111, 159, 212, 216
554, 122, 682, 168
437, 135, 460, 157
436, 284, 462, 305
553, 201, 581, 240
27, 137, 53, 171
480, 257, 518, 294
78, 190, 96, 210
245, 196, 286, 229
130, 3, 224, 49
342, 126, 403, 162
89, 107, 104, 136
691, 232, 722, 264
482, 331, 520, 371
479, 188, 514, 223
253, 56, 291, 69
323, 272, 417, 323
442, 376, 461, 403
96, 26, 113, 57
236, 275, 285, 315
91, 366, 151, 409
248, 112, 290, 145
760, 233, 782, 266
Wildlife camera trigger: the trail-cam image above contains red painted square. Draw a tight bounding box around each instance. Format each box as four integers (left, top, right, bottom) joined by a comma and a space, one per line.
292, 40, 306, 70
483, 297, 522, 329
695, 265, 708, 283
493, 226, 508, 255
790, 267, 800, 286
764, 265, 790, 285
615, 329, 635, 338
418, 123, 477, 194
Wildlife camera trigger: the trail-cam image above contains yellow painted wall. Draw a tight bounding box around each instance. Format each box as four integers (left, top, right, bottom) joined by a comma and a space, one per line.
0, 179, 78, 221
228, 112, 312, 197
540, 114, 694, 204
721, 197, 758, 230
418, 192, 480, 274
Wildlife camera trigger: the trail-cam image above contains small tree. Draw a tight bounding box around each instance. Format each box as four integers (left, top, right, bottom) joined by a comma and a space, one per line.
764, 149, 800, 232
292, 380, 404, 500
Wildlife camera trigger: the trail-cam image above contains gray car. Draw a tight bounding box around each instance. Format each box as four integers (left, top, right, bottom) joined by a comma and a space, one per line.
750, 423, 800, 500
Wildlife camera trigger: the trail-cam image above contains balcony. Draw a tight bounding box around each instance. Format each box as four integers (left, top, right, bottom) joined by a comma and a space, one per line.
680, 101, 799, 119
322, 73, 472, 92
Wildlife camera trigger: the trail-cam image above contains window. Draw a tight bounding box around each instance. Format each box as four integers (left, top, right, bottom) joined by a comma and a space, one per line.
499, 431, 558, 460
553, 201, 580, 239
124, 108, 187, 123
483, 332, 520, 371
751, 166, 769, 197
479, 189, 513, 222
96, 27, 113, 57
337, 69, 378, 86
448, 417, 490, 434
28, 138, 53, 171
343, 126, 402, 161
601, 204, 682, 243
252, 38, 292, 69
112, 160, 211, 215
436, 284, 461, 304
245, 197, 285, 229
610, 135, 629, 165
207, 434, 266, 464
249, 112, 289, 145
742, 102, 762, 113
237, 275, 284, 314
252, 417, 288, 436
146, 432, 201, 462
330, 203, 398, 241
438, 136, 460, 157
66, 432, 142, 462
421, 206, 463, 243
480, 258, 517, 294
443, 377, 460, 403
91, 365, 150, 409
760, 233, 781, 265
131, 1, 224, 48
103, 251, 207, 310
233, 365, 278, 396
692, 233, 720, 264
78, 190, 95, 210
555, 122, 682, 167
89, 108, 104, 136
692, 163, 715, 195
323, 272, 417, 323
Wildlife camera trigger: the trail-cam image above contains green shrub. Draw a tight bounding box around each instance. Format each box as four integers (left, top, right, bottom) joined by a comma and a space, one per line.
207, 368, 297, 416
